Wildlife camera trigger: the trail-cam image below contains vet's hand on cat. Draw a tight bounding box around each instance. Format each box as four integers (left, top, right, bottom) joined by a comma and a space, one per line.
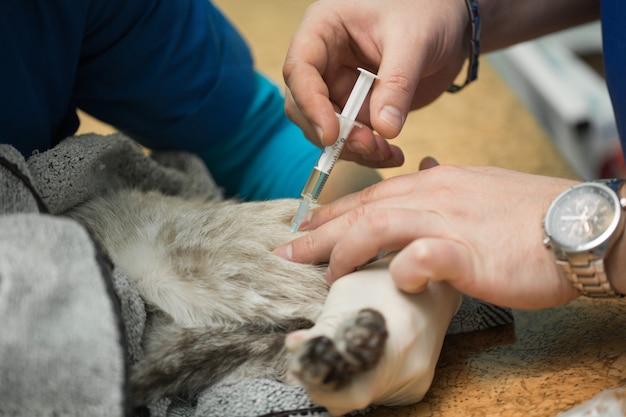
285, 258, 461, 416
274, 160, 580, 310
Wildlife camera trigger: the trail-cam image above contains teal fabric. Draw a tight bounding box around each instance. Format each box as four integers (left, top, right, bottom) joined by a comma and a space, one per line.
200, 73, 319, 200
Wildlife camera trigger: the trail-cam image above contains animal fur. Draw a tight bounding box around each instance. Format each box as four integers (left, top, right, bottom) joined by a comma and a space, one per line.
66, 189, 386, 406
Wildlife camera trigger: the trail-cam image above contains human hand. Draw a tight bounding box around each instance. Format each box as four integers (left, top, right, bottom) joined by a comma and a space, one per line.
286, 258, 461, 416
275, 160, 581, 309
282, 0, 470, 167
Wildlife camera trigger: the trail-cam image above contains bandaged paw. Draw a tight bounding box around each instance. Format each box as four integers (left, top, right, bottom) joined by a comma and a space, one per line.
286, 258, 461, 416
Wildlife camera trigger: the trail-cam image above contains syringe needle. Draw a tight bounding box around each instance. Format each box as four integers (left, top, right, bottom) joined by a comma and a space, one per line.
290, 196, 312, 233
291, 68, 378, 232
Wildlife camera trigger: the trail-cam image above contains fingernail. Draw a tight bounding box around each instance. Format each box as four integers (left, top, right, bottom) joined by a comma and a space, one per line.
380, 105, 404, 131
274, 243, 293, 260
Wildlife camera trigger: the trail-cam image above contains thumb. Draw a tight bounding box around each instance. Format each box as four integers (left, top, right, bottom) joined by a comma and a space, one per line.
370, 38, 424, 139
389, 238, 473, 293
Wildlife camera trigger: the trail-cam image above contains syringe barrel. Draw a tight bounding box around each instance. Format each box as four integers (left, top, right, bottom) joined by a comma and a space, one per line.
315, 116, 355, 174
300, 168, 329, 201
313, 68, 377, 175
341, 68, 378, 120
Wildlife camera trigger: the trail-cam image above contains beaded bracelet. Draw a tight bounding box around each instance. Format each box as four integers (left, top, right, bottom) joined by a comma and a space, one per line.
448, 0, 481, 93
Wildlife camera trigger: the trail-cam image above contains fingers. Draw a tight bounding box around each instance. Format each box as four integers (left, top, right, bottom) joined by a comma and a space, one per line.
368, 26, 426, 139
283, 88, 328, 149
369, 67, 415, 140
303, 174, 417, 230
283, 74, 339, 148
272, 174, 422, 264
285, 87, 406, 168
324, 208, 451, 283
389, 238, 473, 293
283, 18, 340, 147
273, 204, 367, 265
273, 169, 447, 270
283, 2, 364, 148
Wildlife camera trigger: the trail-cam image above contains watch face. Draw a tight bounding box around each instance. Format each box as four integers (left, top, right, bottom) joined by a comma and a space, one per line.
544, 183, 620, 252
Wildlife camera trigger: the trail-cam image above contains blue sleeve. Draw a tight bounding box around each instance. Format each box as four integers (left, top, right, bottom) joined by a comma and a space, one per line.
200, 72, 320, 200
1, 0, 309, 200
75, 0, 256, 152
601, 0, 626, 157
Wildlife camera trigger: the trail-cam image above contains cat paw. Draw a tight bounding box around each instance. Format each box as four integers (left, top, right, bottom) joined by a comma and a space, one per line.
287, 308, 387, 390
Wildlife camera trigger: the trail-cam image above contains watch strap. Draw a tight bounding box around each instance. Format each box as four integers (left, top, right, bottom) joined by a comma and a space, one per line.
558, 258, 624, 298
447, 0, 480, 93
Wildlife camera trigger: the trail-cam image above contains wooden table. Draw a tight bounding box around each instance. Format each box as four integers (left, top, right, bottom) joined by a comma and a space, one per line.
370, 298, 626, 417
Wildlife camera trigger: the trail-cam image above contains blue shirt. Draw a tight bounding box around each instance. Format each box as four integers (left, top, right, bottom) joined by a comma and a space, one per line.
0, 0, 255, 156
601, 0, 626, 152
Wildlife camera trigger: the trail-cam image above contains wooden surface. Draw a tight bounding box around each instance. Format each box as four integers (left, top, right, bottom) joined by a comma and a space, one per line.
369, 298, 626, 417
78, 1, 626, 416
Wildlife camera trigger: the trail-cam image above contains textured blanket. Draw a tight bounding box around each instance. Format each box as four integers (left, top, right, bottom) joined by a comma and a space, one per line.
0, 133, 515, 417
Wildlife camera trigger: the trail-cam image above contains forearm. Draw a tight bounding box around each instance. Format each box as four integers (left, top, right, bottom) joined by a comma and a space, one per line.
479, 0, 600, 52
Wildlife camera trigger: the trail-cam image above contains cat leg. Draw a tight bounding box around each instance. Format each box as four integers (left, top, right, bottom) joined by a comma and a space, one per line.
131, 316, 313, 407
287, 308, 387, 390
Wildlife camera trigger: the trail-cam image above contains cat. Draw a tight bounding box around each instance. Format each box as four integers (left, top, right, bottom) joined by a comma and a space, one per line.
65, 188, 387, 406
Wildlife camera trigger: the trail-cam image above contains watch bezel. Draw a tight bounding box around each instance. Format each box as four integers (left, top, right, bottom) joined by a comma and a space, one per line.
543, 182, 622, 254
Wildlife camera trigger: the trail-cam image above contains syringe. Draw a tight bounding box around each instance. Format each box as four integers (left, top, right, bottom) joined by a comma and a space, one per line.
291, 67, 378, 233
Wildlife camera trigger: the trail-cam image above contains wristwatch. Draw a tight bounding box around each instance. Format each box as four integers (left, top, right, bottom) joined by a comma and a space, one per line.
542, 179, 626, 298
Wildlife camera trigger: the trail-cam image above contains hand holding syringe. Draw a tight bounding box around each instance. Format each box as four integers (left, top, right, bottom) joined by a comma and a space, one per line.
291, 68, 378, 232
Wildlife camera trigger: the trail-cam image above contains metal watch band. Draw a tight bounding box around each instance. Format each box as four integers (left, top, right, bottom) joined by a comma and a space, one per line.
558, 258, 624, 298
562, 178, 626, 298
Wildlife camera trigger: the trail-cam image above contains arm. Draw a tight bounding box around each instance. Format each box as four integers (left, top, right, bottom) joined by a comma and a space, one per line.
480, 0, 599, 52
75, 0, 256, 152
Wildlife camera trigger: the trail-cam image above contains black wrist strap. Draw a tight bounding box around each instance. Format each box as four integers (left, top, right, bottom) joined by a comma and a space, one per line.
448, 0, 481, 93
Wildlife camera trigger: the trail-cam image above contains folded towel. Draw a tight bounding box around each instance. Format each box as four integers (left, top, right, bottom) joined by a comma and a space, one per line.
0, 144, 42, 213
27, 133, 223, 215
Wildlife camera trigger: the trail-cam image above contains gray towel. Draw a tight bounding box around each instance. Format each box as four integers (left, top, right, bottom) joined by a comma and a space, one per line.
0, 133, 515, 417
0, 214, 127, 417
0, 144, 41, 214
27, 133, 223, 215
